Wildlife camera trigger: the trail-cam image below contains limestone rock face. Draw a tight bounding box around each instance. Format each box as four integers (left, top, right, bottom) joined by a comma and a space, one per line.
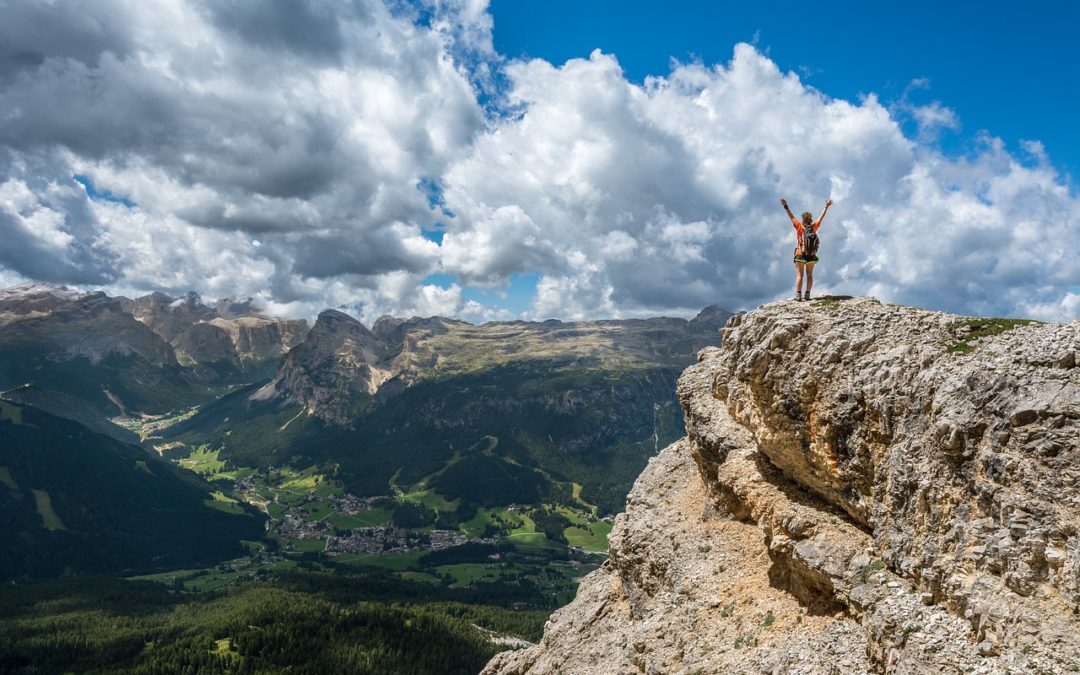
172, 321, 239, 369
251, 310, 393, 424
484, 438, 876, 675
486, 297, 1080, 674
218, 315, 308, 365
127, 291, 218, 343
128, 291, 307, 374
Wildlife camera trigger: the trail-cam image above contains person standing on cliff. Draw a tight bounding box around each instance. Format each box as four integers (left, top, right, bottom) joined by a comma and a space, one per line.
781, 197, 833, 301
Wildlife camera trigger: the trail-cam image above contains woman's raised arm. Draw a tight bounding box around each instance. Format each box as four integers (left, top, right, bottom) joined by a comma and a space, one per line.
815, 199, 834, 229
780, 198, 798, 227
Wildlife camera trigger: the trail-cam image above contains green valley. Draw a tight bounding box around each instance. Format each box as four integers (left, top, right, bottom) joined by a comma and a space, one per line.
129, 443, 610, 603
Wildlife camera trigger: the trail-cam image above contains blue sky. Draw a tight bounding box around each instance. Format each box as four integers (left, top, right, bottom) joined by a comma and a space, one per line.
492, 1, 1080, 181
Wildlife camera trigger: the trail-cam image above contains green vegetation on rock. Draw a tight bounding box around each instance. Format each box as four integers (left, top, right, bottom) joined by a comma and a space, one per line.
0, 466, 19, 493
946, 317, 1041, 354
31, 489, 66, 531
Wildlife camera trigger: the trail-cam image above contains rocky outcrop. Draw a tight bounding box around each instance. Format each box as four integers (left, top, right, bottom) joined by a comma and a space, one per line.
128, 291, 307, 375
485, 297, 1080, 674
484, 438, 879, 675
251, 310, 394, 425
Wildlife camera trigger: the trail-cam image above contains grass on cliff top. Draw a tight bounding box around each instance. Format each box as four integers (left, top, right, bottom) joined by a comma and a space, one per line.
946, 317, 1042, 354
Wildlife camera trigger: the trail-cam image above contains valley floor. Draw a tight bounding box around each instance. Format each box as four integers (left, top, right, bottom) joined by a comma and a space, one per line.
125, 440, 610, 600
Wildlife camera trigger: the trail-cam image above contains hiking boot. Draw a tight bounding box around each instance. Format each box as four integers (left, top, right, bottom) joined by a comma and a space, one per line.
794, 292, 803, 302
803, 291, 812, 301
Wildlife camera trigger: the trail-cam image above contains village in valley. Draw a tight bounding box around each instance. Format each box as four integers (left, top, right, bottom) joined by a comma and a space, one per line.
129, 440, 610, 598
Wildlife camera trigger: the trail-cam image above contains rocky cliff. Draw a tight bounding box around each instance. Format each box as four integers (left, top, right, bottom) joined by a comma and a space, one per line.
0, 284, 309, 413
485, 297, 1080, 674
0, 284, 176, 366
250, 309, 394, 424
127, 291, 307, 376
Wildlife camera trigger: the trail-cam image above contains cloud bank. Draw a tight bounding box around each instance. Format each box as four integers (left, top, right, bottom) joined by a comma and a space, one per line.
0, 0, 1076, 322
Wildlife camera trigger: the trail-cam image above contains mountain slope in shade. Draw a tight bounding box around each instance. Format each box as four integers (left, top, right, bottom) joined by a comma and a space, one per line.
1, 384, 139, 445
0, 399, 264, 580
0, 284, 308, 415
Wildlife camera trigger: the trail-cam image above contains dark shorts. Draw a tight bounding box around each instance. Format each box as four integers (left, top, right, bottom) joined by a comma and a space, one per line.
794, 254, 819, 265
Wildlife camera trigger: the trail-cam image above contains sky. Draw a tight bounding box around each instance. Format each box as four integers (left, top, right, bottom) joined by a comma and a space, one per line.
0, 0, 1078, 324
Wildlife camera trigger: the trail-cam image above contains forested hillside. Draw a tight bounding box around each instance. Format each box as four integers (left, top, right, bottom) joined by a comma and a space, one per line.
0, 572, 547, 674
0, 401, 263, 579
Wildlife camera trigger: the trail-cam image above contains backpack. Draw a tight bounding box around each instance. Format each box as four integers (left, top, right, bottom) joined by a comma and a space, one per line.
801, 227, 820, 256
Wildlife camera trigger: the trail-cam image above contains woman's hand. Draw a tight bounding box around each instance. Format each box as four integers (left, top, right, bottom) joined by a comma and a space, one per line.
780, 198, 788, 208
825, 199, 833, 207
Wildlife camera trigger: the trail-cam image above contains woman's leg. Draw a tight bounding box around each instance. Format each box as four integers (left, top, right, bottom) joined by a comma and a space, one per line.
805, 263, 815, 297
794, 262, 805, 297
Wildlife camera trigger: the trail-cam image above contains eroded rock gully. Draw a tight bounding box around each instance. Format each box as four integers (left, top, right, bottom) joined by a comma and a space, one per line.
484, 297, 1080, 674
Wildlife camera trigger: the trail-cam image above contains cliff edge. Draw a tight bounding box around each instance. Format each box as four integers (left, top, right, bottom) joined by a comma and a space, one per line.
484, 297, 1080, 674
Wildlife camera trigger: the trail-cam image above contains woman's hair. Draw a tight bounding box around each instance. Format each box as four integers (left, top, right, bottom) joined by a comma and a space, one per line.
801, 211, 814, 227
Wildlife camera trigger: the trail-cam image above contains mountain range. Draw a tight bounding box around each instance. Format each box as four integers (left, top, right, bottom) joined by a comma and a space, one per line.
0, 283, 306, 415
0, 282, 730, 580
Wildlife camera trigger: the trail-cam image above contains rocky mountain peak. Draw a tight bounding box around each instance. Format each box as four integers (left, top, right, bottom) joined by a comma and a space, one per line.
0, 281, 83, 300
688, 303, 733, 331
213, 296, 260, 319
129, 290, 217, 342
251, 309, 392, 424
313, 308, 366, 330
486, 296, 1080, 674
0, 283, 92, 324
307, 310, 385, 358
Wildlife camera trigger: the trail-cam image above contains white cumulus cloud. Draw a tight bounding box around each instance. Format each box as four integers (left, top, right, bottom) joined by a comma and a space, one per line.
440, 44, 1080, 320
